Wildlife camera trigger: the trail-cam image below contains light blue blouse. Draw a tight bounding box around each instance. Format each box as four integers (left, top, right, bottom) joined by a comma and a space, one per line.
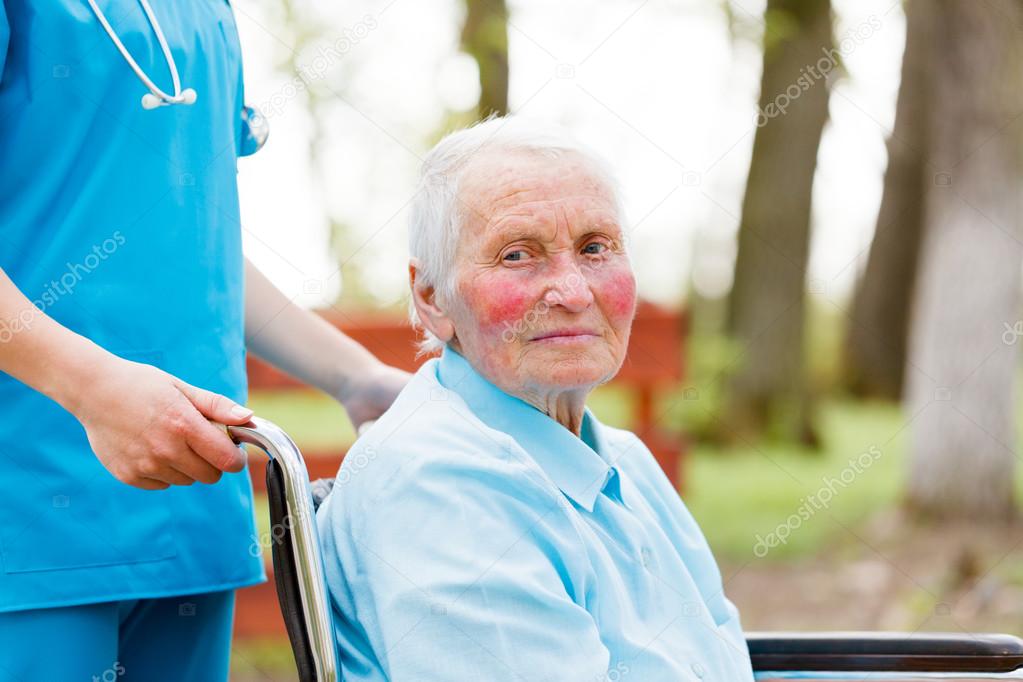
318, 348, 755, 681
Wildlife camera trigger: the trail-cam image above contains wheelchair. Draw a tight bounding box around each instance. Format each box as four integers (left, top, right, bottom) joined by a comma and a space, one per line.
230, 417, 1023, 681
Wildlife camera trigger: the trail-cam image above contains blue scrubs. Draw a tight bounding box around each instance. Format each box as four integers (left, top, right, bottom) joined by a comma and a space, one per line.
0, 590, 235, 681
0, 0, 264, 663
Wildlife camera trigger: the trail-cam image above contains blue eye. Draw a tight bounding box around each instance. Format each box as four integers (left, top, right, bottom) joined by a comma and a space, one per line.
583, 242, 608, 255
504, 250, 527, 262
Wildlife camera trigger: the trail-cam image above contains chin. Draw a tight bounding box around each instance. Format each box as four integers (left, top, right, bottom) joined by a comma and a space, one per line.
523, 357, 617, 391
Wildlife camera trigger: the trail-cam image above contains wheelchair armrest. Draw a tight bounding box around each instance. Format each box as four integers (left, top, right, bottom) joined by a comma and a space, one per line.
746, 631, 1023, 673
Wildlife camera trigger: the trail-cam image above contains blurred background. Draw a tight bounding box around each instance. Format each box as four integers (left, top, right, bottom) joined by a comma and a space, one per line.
226, 0, 1023, 678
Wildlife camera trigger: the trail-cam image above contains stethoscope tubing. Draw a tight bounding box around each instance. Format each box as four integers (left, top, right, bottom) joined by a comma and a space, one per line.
86, 0, 195, 107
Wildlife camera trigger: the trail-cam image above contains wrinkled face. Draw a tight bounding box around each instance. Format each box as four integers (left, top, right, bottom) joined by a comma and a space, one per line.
445, 151, 637, 401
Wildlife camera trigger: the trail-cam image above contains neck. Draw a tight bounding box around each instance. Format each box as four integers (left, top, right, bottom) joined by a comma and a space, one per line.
516, 386, 589, 435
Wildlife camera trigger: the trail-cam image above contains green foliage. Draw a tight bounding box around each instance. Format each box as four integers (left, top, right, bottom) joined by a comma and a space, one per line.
669, 294, 855, 448
586, 384, 636, 430
662, 330, 745, 441
762, 7, 801, 52
805, 295, 846, 395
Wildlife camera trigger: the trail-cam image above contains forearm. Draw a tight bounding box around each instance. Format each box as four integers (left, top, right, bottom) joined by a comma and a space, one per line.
243, 259, 380, 400
0, 267, 112, 413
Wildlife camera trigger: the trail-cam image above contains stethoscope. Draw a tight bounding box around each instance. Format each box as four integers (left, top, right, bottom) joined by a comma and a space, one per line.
86, 0, 268, 150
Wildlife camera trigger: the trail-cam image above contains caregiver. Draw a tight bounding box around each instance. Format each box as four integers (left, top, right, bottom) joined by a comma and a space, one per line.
0, 2, 407, 680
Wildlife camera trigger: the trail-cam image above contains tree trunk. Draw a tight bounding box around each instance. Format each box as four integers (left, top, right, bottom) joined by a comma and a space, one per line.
724, 0, 834, 445
904, 0, 1023, 520
461, 0, 509, 119
843, 0, 930, 401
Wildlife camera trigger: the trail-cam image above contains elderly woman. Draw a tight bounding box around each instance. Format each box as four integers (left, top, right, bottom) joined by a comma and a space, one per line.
317, 118, 754, 681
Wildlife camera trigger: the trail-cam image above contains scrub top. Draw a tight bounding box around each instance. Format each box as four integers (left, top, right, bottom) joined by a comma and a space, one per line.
0, 1, 265, 611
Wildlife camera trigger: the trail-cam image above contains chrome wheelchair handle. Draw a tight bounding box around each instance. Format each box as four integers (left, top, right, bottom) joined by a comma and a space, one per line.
227, 417, 340, 682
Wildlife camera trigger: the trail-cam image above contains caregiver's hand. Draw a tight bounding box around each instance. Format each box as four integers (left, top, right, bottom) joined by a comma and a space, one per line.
339, 362, 411, 430
243, 259, 410, 433
69, 357, 253, 490
0, 268, 250, 490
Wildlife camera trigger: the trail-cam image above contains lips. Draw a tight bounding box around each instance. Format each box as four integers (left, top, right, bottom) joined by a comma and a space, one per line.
530, 329, 600, 341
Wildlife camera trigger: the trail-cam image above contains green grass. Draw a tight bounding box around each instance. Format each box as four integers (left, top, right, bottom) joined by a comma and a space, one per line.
248, 389, 357, 449
231, 638, 299, 678
683, 399, 907, 561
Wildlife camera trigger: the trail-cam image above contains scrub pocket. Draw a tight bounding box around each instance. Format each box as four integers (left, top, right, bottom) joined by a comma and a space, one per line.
0, 350, 178, 574
0, 479, 179, 574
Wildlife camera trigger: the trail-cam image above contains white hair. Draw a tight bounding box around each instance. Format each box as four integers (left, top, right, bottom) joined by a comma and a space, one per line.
407, 116, 625, 353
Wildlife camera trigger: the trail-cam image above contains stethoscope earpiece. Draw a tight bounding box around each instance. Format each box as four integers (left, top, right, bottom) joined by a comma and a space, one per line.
88, 0, 198, 111
140, 93, 162, 110
140, 88, 197, 110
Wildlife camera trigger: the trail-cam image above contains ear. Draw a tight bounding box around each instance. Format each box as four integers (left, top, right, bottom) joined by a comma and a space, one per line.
409, 258, 455, 344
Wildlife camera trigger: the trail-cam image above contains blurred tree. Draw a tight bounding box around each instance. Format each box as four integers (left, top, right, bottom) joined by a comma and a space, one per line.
461, 0, 509, 119
724, 0, 834, 446
843, 0, 929, 401
904, 0, 1023, 520
256, 0, 378, 305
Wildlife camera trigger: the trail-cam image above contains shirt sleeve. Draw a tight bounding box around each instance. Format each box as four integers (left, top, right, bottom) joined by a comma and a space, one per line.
222, 8, 262, 158
328, 455, 613, 682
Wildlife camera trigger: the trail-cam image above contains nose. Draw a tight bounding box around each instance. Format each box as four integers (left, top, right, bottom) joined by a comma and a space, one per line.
542, 257, 595, 313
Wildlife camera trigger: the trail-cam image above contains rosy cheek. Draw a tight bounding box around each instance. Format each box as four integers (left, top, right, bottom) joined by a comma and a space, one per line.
464, 277, 537, 331
596, 267, 637, 321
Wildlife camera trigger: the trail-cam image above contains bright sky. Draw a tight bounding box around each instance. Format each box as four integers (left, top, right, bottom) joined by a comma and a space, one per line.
232, 0, 905, 311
